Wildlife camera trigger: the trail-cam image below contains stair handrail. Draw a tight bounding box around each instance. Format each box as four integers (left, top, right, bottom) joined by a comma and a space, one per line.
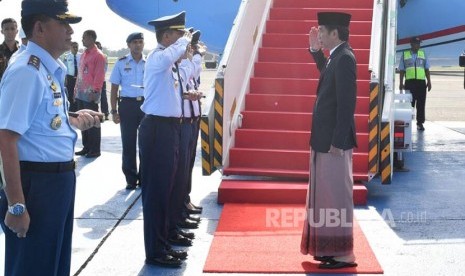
369, 0, 384, 80
201, 0, 273, 172
377, 0, 398, 183
381, 0, 398, 123
201, 0, 248, 116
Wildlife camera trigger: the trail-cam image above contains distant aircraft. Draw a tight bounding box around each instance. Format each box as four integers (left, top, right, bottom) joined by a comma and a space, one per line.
106, 0, 465, 56
105, 0, 242, 54
396, 0, 465, 52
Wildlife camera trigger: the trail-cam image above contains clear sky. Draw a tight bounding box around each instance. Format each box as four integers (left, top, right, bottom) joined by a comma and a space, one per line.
0, 0, 159, 51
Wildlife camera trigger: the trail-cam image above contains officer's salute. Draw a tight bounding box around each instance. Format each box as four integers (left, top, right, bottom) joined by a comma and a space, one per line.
109, 32, 146, 190
138, 11, 203, 268
0, 1, 102, 275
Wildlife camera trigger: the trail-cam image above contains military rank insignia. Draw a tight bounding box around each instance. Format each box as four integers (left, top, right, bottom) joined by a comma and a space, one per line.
51, 114, 62, 130
27, 55, 41, 70
53, 99, 63, 106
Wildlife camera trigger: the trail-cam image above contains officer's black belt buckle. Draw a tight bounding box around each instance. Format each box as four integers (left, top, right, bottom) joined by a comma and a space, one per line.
120, 96, 144, 102
20, 160, 76, 173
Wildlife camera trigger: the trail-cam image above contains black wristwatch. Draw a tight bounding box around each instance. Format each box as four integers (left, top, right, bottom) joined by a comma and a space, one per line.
110, 109, 118, 114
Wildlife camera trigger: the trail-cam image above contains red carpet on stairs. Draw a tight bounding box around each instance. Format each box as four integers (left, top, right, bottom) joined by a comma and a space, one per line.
204, 204, 383, 274
220, 0, 375, 204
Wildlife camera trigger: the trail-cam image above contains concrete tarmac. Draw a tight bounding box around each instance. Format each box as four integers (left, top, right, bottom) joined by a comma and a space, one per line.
1, 68, 465, 276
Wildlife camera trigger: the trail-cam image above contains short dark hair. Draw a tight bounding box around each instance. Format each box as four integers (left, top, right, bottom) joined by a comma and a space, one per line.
324, 25, 349, 42
1, 18, 17, 29
95, 41, 102, 50
83, 30, 97, 41
21, 14, 50, 39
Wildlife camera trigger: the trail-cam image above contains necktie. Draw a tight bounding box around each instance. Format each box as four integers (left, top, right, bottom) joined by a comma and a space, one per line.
73, 54, 77, 77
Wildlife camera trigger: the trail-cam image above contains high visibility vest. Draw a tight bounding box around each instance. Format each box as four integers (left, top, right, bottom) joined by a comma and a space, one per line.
403, 50, 426, 80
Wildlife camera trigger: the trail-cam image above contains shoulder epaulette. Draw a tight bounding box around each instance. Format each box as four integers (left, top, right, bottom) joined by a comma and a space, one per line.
28, 55, 41, 70
118, 56, 128, 61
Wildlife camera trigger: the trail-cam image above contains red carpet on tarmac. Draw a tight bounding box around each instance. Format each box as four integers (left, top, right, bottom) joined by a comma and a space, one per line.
204, 203, 383, 274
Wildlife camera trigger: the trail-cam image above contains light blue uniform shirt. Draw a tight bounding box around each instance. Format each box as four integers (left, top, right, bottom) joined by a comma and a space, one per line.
142, 37, 190, 117
109, 54, 145, 97
178, 58, 200, 117
0, 41, 77, 162
61, 51, 81, 77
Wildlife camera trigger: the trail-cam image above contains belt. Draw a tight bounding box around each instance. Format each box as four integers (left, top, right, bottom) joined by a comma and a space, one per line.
120, 96, 144, 101
146, 114, 183, 124
20, 161, 75, 173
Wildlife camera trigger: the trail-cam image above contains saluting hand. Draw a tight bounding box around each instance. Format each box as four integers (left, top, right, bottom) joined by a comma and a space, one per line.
184, 30, 192, 43
309, 27, 322, 51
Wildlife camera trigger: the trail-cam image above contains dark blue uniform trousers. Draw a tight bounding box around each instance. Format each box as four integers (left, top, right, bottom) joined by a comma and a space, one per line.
139, 115, 180, 258
77, 99, 101, 154
185, 118, 201, 204
0, 171, 76, 276
168, 120, 193, 235
118, 98, 144, 186
100, 81, 109, 116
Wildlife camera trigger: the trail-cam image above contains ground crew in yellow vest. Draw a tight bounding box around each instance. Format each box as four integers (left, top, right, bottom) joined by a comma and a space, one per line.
399, 36, 432, 131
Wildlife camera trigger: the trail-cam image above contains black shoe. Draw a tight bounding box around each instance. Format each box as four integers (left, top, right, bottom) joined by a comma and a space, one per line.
314, 256, 334, 262
183, 213, 201, 223
167, 249, 188, 260
125, 183, 137, 190
168, 234, 193, 246
75, 149, 88, 156
177, 218, 199, 229
85, 152, 101, 158
145, 254, 182, 268
417, 124, 425, 131
185, 202, 202, 214
318, 260, 358, 269
177, 229, 195, 239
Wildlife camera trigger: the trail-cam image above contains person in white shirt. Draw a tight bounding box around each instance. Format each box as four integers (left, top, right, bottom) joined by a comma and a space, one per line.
61, 41, 81, 111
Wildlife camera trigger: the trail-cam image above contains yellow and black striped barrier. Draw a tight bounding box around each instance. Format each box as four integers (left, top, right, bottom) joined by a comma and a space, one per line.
200, 116, 213, 175
201, 77, 224, 175
380, 122, 392, 184
213, 78, 224, 168
368, 82, 380, 176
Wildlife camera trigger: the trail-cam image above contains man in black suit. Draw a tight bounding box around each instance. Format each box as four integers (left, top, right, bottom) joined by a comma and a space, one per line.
300, 12, 358, 269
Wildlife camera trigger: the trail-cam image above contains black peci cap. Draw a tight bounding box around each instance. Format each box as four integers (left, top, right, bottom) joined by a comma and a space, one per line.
317, 12, 351, 27
21, 0, 82, 24
148, 11, 186, 32
126, 32, 144, 43
191, 30, 201, 45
